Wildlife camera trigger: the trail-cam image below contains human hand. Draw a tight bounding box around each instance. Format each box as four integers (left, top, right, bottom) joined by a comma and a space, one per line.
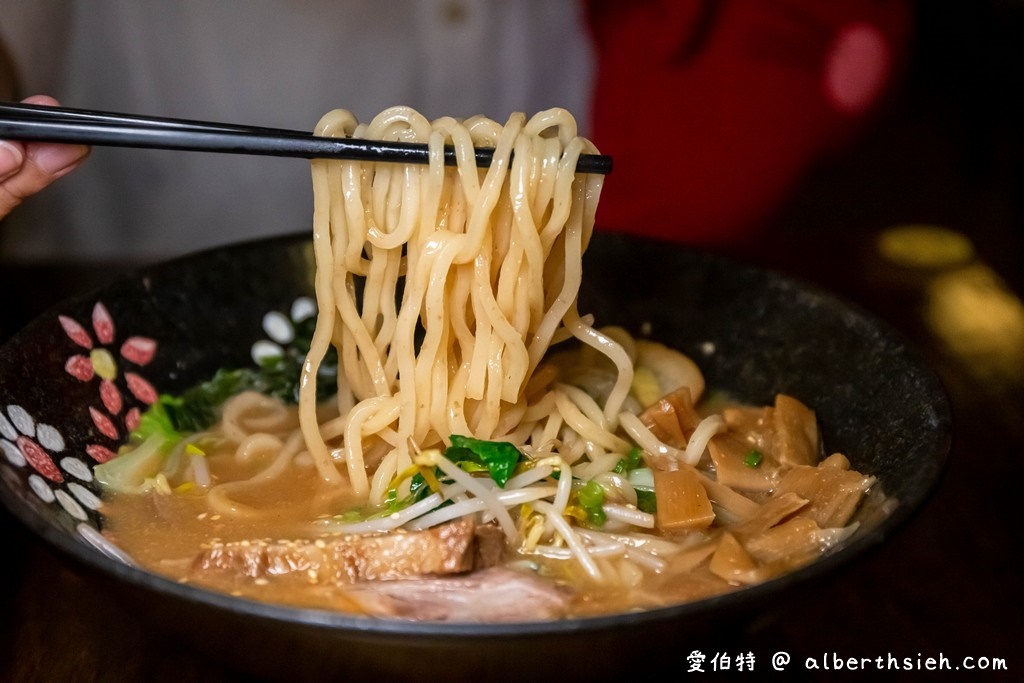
0, 95, 90, 219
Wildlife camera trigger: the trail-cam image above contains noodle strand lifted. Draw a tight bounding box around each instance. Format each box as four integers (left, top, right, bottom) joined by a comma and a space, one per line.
298, 107, 619, 502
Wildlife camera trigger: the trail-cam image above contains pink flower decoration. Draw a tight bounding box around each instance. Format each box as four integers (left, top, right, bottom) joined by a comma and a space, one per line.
92, 304, 115, 345
59, 302, 159, 459
17, 435, 63, 483
121, 337, 157, 365
65, 355, 94, 382
59, 316, 94, 350
89, 407, 119, 440
124, 373, 158, 405
85, 445, 118, 464
100, 380, 122, 415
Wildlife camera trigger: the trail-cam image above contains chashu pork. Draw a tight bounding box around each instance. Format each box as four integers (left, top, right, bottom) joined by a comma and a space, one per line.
190, 518, 505, 585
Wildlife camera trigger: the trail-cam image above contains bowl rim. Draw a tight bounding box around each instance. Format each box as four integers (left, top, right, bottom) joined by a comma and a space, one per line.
0, 230, 953, 638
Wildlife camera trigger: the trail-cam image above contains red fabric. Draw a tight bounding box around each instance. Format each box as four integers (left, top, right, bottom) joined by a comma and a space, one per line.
586, 0, 914, 245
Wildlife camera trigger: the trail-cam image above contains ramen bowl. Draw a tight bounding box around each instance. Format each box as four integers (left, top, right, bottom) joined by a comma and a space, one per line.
0, 232, 951, 682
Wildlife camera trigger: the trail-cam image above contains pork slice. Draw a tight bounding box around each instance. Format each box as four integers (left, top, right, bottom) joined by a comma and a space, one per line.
190, 519, 504, 586
342, 567, 573, 622
472, 522, 506, 568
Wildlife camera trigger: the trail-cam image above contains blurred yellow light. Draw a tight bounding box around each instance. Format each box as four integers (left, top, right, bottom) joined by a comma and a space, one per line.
877, 224, 975, 269
926, 263, 1024, 384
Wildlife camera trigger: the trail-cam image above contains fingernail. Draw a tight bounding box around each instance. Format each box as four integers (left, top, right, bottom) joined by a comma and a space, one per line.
33, 143, 89, 177
0, 140, 25, 180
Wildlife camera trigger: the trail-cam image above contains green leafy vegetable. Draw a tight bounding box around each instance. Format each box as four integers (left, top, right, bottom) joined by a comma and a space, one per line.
445, 434, 523, 488
133, 395, 184, 443
128, 316, 337, 446
635, 487, 657, 514
94, 435, 170, 494
169, 368, 260, 433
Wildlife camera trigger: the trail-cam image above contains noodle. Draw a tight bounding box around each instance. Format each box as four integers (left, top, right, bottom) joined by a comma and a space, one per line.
96, 105, 879, 620
299, 106, 622, 504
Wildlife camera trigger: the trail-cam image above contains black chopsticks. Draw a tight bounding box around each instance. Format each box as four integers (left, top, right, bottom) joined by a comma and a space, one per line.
0, 102, 613, 175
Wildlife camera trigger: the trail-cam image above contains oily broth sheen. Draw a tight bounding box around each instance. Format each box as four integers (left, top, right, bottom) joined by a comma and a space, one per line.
101, 439, 356, 571
100, 399, 816, 619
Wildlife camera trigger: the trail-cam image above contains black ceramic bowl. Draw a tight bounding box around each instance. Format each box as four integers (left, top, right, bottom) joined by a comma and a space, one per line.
0, 232, 951, 682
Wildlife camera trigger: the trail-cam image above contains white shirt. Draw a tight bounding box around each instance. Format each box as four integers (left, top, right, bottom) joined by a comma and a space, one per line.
0, 0, 594, 263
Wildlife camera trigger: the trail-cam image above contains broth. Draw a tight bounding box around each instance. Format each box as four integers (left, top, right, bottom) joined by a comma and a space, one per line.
100, 386, 874, 620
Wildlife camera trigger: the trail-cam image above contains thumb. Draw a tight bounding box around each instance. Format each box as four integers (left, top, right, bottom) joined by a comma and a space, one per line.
0, 140, 25, 182
0, 141, 89, 218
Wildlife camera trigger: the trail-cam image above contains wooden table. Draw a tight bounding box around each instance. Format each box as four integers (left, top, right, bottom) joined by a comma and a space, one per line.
2, 84, 1022, 683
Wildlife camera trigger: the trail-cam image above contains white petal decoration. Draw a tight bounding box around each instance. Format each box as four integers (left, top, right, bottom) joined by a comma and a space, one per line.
263, 311, 294, 344
60, 457, 93, 482
1, 439, 25, 467
56, 489, 88, 521
68, 482, 101, 511
6, 405, 34, 438
291, 296, 317, 322
28, 474, 55, 503
0, 412, 16, 440
36, 424, 66, 453
251, 340, 283, 365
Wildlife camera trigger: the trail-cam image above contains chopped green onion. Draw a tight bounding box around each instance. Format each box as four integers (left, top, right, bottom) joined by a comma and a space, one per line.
577, 480, 605, 509
575, 480, 607, 527
613, 446, 645, 474
744, 449, 764, 468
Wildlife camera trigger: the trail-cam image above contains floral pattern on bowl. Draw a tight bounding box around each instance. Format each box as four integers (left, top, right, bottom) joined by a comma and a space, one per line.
0, 301, 163, 532
59, 302, 159, 463
0, 403, 102, 522
0, 242, 320, 551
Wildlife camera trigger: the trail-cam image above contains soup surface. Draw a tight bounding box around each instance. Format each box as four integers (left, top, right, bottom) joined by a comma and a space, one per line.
99, 363, 878, 621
